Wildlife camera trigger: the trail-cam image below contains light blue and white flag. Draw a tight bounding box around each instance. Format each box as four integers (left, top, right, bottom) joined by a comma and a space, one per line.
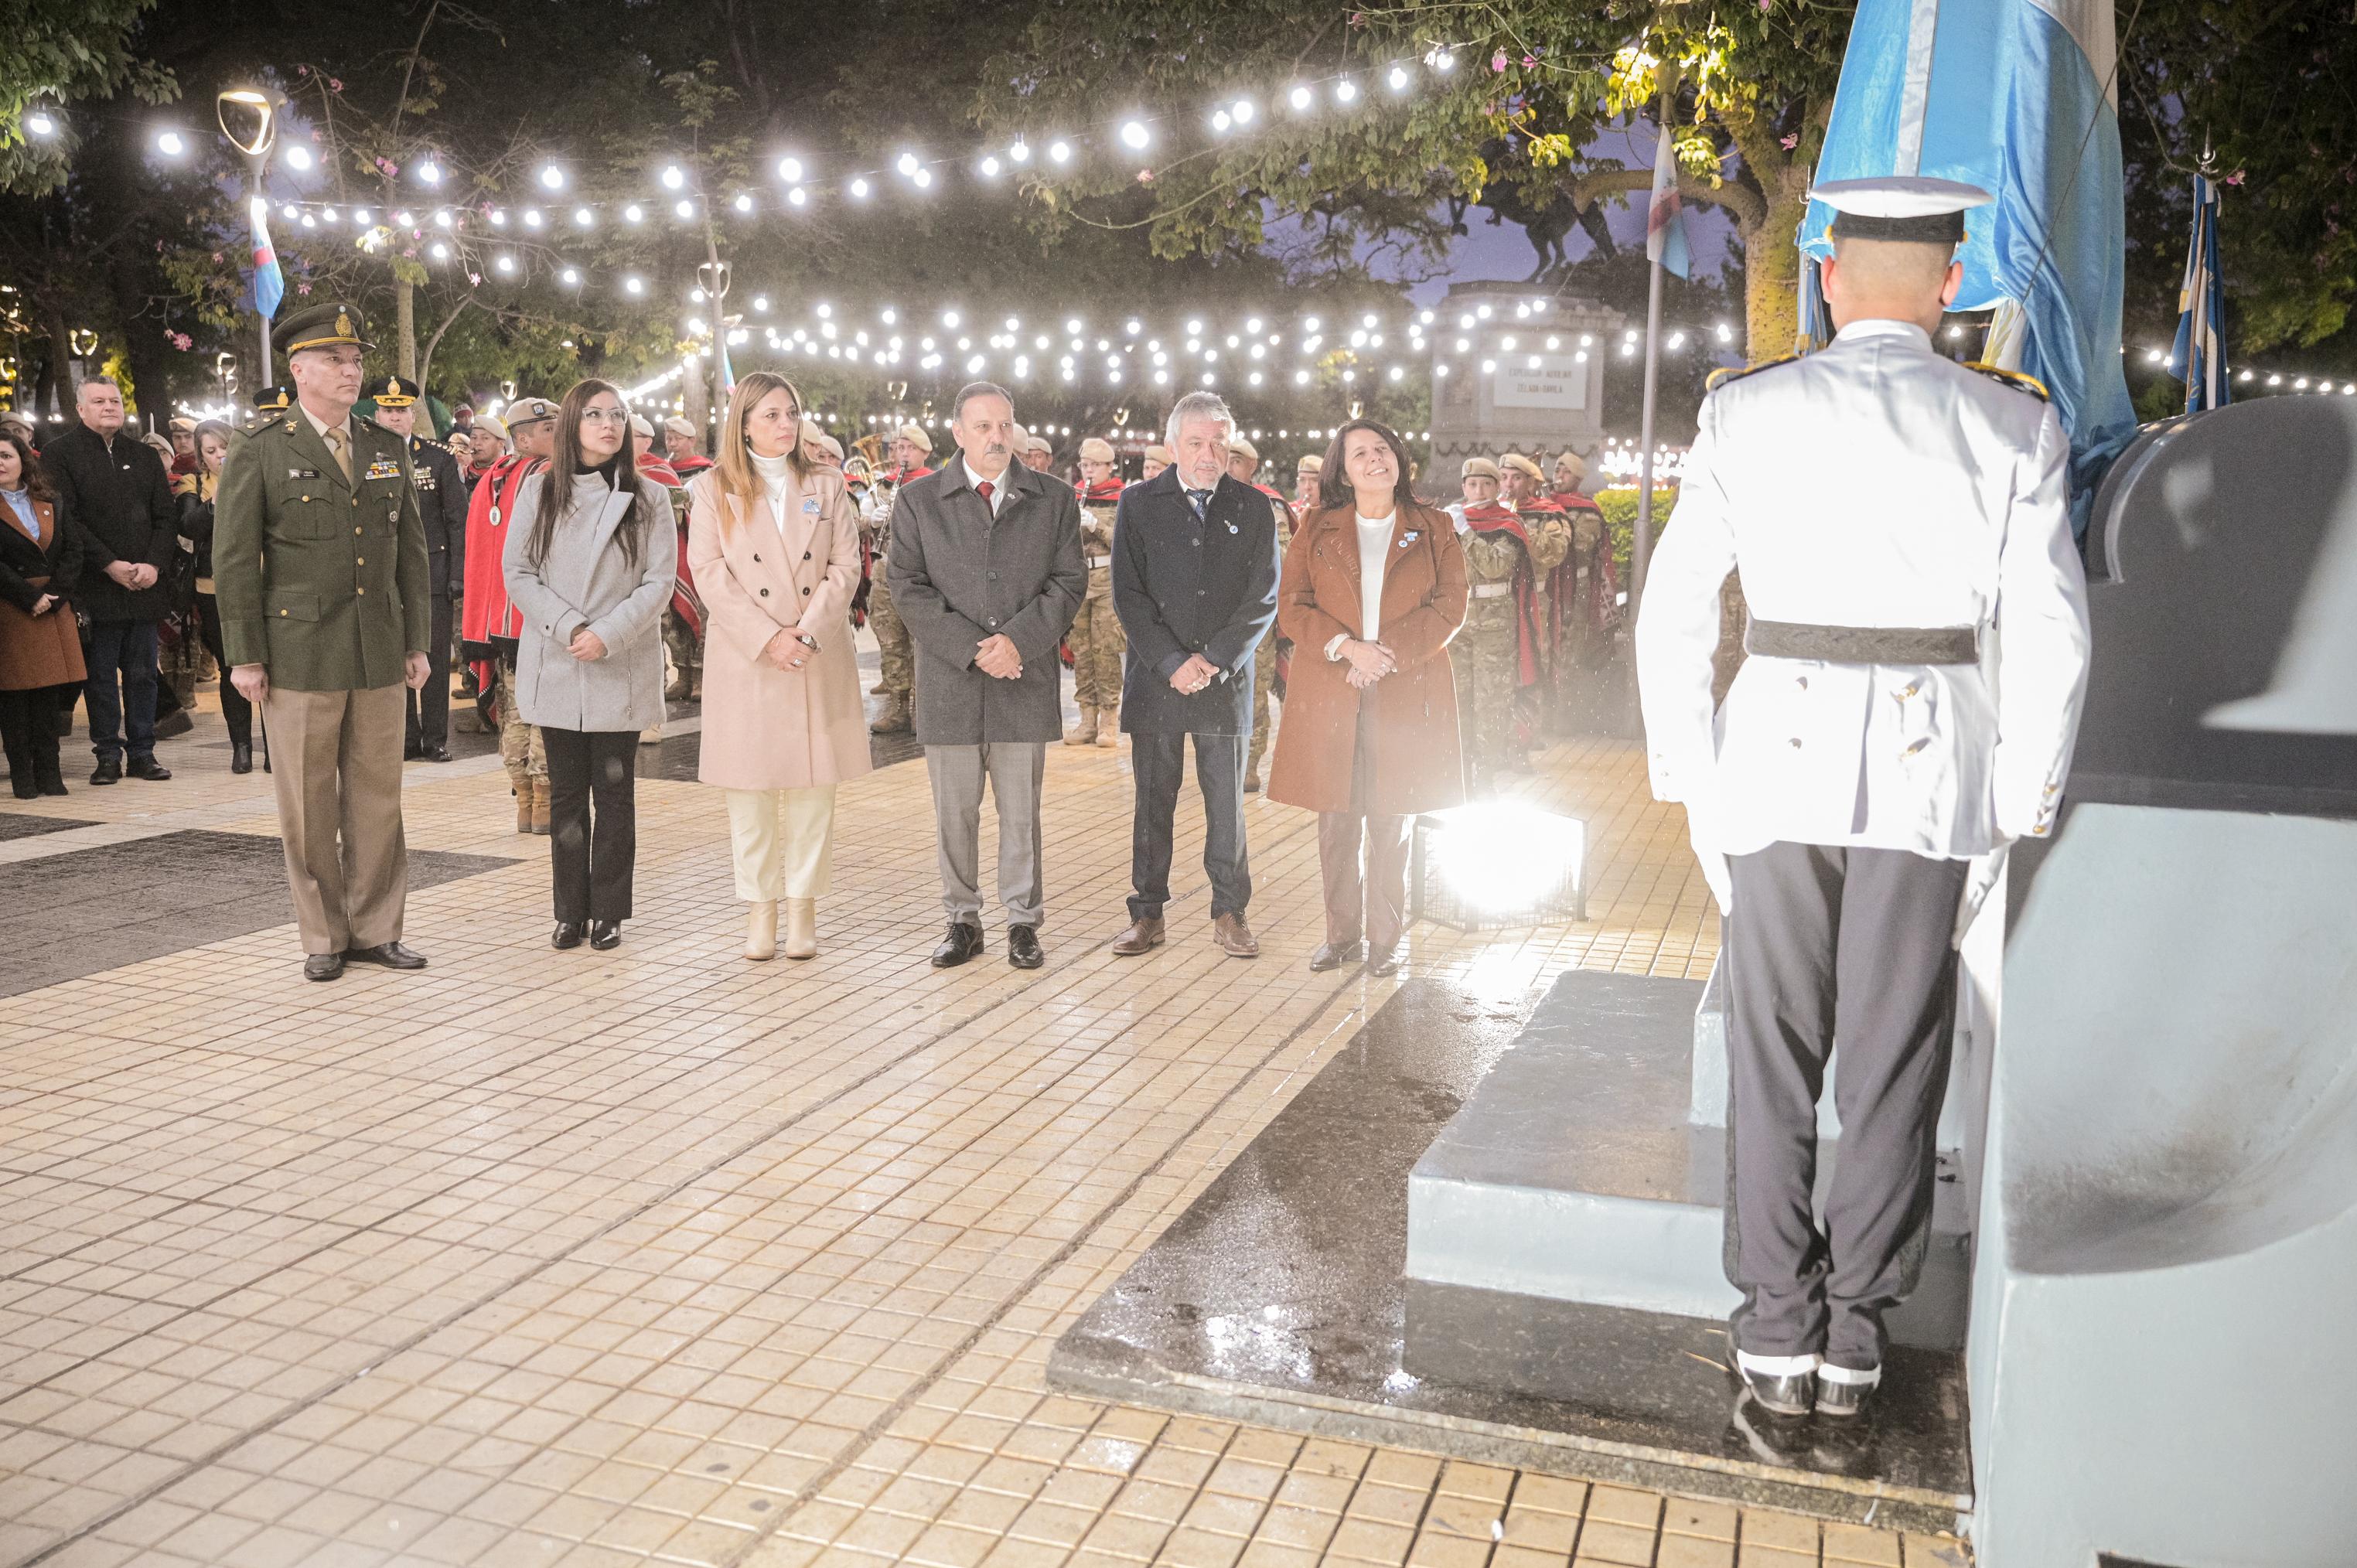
2171, 172, 2229, 414
1646, 114, 1691, 281
247, 195, 285, 321
1799, 0, 2138, 536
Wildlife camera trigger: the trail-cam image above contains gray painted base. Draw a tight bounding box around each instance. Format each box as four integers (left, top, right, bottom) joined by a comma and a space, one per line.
1406, 971, 1971, 1349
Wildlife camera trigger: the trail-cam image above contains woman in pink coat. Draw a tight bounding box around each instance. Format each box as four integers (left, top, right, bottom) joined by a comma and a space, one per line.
687, 372, 872, 960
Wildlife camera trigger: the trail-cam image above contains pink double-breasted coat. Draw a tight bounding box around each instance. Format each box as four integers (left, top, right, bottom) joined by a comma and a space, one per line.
686, 465, 874, 791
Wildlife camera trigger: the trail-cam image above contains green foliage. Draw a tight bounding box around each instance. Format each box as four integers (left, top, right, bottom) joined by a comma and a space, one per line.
0, 0, 175, 196
1594, 485, 1677, 580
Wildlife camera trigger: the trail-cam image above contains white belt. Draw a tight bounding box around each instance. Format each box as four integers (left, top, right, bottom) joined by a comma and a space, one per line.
1084, 554, 1110, 568
1470, 581, 1513, 599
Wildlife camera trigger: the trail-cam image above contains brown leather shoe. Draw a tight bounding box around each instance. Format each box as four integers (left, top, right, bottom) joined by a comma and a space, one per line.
1211, 912, 1259, 957
1110, 916, 1165, 956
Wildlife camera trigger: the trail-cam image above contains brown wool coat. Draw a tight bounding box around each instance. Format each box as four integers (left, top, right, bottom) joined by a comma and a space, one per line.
1267, 499, 1469, 817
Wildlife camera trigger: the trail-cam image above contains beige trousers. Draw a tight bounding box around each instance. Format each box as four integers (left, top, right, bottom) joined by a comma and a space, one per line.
262, 683, 409, 954
725, 786, 837, 902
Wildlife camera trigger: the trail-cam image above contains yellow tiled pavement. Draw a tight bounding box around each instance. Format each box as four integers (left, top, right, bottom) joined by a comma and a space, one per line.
0, 697, 1967, 1567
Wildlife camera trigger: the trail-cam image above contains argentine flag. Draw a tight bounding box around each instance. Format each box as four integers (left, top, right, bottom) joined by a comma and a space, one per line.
2171, 172, 2229, 414
1799, 0, 2137, 536
248, 196, 285, 321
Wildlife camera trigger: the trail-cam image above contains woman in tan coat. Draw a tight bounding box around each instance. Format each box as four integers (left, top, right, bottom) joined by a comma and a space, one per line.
1267, 419, 1468, 974
687, 372, 872, 960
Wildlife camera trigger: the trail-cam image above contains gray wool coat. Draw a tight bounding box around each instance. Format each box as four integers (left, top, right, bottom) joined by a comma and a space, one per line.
502, 469, 676, 734
885, 459, 1085, 745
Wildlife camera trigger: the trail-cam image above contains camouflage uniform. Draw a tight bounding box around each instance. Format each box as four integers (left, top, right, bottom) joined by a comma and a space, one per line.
496, 652, 548, 782
1456, 506, 1534, 796
865, 465, 929, 731
1066, 479, 1127, 744
1243, 493, 1293, 789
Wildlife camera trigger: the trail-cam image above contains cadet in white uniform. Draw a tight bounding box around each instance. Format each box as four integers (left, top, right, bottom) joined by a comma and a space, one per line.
1635, 177, 2092, 1419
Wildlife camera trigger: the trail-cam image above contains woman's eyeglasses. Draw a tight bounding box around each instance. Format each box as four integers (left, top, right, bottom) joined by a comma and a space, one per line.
578, 407, 630, 425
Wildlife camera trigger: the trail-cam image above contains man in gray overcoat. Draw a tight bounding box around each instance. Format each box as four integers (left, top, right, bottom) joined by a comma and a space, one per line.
885, 381, 1084, 970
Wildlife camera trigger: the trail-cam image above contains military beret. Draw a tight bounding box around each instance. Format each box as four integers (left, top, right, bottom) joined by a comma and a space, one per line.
1460, 457, 1502, 481
1553, 450, 1588, 483
628, 413, 654, 438
507, 397, 560, 428
663, 415, 696, 438
1143, 445, 1173, 465
1295, 454, 1323, 475
1022, 433, 1053, 455
801, 418, 844, 461
1079, 437, 1115, 463
1227, 436, 1259, 463
472, 415, 510, 441
893, 422, 933, 453
1499, 452, 1545, 482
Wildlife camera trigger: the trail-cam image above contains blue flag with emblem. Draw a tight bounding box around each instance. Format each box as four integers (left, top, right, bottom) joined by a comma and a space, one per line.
247, 196, 285, 322
2170, 172, 2229, 414
1799, 0, 2138, 537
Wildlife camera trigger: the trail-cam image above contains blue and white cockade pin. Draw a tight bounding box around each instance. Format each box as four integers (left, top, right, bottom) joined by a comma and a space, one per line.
1225, 518, 1239, 534
1400, 529, 1420, 547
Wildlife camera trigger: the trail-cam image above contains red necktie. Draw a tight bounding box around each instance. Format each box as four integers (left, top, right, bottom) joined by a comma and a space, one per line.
976, 479, 994, 505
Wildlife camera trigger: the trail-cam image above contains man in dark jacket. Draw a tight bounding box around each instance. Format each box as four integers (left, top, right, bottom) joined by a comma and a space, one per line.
45, 377, 178, 782
367, 376, 467, 762
1109, 392, 1280, 960
886, 381, 1084, 971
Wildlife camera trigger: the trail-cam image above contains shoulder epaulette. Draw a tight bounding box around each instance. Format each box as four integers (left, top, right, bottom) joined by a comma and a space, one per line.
1705, 353, 1802, 394
1964, 362, 2051, 402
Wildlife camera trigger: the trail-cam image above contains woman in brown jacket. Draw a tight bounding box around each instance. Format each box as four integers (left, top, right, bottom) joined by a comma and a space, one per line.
0, 433, 86, 796
1267, 419, 1468, 974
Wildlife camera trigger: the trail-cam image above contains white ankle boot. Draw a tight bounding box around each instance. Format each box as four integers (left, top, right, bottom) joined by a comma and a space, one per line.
745, 901, 778, 961
781, 897, 817, 960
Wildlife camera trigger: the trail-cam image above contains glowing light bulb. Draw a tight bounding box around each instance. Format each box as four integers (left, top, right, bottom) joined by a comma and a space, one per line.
1120, 121, 1150, 150
776, 156, 803, 183
660, 165, 685, 190
537, 165, 565, 190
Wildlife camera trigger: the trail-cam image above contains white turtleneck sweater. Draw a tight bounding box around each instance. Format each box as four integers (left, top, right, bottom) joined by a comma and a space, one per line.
751, 448, 794, 537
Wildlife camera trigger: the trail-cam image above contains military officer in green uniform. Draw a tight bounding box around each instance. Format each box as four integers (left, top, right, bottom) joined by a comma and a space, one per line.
365, 374, 468, 762
214, 303, 433, 982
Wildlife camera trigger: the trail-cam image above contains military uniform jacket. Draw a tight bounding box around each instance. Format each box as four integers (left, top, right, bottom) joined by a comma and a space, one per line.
1633, 319, 2092, 859
213, 407, 431, 692
404, 434, 469, 598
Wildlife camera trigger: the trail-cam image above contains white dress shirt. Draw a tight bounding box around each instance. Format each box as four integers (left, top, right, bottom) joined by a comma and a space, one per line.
964, 458, 1010, 517
1635, 318, 2092, 860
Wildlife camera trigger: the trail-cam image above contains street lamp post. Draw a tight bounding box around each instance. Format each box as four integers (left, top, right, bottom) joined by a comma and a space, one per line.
217, 90, 279, 394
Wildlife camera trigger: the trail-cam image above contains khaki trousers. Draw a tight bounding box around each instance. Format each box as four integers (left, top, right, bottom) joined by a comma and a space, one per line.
725, 786, 837, 902
262, 682, 409, 954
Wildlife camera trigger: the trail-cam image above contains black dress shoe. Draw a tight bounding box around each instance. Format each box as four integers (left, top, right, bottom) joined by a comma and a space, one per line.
588, 919, 622, 950
345, 941, 428, 970
1007, 923, 1044, 969
1367, 947, 1402, 977
551, 921, 585, 950
1308, 940, 1364, 973
1814, 1365, 1880, 1419
404, 738, 425, 760
89, 756, 121, 786
930, 921, 984, 968
126, 756, 171, 781
1723, 1338, 1816, 1418
9, 771, 35, 800
304, 952, 346, 982
230, 741, 254, 774
34, 755, 66, 796
423, 743, 451, 763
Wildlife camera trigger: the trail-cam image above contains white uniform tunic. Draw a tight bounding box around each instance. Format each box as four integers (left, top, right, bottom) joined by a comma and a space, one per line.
1636, 318, 2093, 861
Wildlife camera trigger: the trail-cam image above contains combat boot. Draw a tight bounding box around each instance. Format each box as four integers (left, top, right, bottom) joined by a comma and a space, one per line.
513, 777, 534, 833
869, 694, 912, 735
530, 777, 552, 836
1096, 705, 1119, 748
1065, 706, 1099, 746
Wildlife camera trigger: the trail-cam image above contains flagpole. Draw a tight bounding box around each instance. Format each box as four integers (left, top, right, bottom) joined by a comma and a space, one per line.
1632, 62, 1681, 604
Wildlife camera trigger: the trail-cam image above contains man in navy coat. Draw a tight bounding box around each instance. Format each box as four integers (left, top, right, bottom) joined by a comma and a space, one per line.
1109, 391, 1281, 959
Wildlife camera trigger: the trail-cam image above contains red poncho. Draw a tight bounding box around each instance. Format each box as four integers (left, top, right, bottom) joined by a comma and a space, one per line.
1462, 502, 1543, 686
460, 454, 547, 686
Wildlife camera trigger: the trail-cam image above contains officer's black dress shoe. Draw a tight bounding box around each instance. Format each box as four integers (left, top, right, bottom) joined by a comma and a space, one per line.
588, 920, 622, 950
551, 921, 585, 950
931, 921, 984, 968
89, 756, 121, 786
1367, 946, 1402, 977
304, 952, 346, 982
230, 741, 254, 775
423, 743, 451, 763
1308, 940, 1364, 973
1007, 923, 1043, 969
345, 941, 428, 970
1814, 1364, 1880, 1419
1723, 1339, 1816, 1418
126, 756, 171, 781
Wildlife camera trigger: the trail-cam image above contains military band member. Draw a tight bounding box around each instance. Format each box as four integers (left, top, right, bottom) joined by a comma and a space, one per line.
1293, 452, 1323, 517
1140, 445, 1172, 483
365, 376, 466, 762
866, 422, 933, 735
213, 303, 432, 981
462, 395, 559, 830
1498, 453, 1575, 725
1066, 437, 1127, 746
1453, 458, 1541, 793
1225, 437, 1292, 793
1636, 176, 2091, 1419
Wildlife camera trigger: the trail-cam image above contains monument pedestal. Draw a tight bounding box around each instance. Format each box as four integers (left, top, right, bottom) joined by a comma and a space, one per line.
1404, 968, 1973, 1355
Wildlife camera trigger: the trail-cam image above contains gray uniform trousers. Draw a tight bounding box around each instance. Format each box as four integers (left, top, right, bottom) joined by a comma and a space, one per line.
925, 741, 1046, 928
1723, 840, 1970, 1372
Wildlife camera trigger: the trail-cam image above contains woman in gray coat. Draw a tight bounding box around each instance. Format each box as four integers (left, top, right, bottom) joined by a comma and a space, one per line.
503, 380, 676, 950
